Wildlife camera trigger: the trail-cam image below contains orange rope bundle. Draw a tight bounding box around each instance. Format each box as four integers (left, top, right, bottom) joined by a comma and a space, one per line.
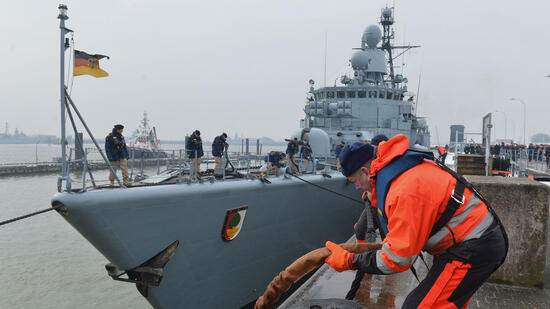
254, 242, 382, 309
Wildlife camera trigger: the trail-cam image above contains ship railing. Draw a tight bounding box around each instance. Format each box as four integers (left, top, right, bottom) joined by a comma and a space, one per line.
66, 142, 339, 191
64, 140, 276, 189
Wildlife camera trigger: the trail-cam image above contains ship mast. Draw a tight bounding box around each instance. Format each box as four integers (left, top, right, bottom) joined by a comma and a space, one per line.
380, 7, 395, 83
379, 7, 419, 88
57, 4, 73, 192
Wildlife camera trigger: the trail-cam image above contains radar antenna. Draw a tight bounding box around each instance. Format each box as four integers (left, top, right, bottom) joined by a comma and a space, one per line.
379, 6, 420, 86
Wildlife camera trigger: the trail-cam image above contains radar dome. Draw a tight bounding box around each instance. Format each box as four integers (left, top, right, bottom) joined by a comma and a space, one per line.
382, 7, 392, 18
362, 25, 381, 48
350, 50, 370, 69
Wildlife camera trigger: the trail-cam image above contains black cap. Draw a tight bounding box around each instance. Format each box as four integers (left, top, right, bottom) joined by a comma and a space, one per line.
114, 124, 124, 130
194, 130, 200, 136
339, 142, 375, 177
222, 133, 228, 138
371, 134, 389, 146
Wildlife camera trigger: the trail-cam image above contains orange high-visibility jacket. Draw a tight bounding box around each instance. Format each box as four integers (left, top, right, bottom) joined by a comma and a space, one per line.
437, 146, 447, 156
369, 135, 494, 274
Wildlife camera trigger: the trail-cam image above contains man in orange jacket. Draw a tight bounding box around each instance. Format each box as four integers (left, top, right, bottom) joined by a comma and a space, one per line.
325, 134, 507, 308
437, 145, 448, 165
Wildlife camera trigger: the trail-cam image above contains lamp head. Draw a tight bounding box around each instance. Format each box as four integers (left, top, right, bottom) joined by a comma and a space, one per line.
58, 4, 68, 19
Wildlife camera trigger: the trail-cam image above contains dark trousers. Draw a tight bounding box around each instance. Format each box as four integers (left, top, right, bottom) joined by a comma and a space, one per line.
402, 221, 506, 308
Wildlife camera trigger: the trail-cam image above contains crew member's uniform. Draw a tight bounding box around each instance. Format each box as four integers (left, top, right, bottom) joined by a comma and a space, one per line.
267, 151, 285, 176
186, 132, 204, 179
355, 134, 388, 243
286, 139, 299, 173
212, 134, 228, 169
330, 135, 508, 309
437, 145, 448, 165
300, 144, 312, 169
105, 128, 130, 186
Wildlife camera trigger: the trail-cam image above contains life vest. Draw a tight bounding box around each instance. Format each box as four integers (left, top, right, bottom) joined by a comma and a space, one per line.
374, 149, 435, 235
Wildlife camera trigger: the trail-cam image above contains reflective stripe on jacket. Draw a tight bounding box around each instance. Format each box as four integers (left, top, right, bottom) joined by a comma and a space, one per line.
368, 134, 493, 274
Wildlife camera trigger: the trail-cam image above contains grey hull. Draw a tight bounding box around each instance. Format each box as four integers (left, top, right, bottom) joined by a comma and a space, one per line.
52, 173, 362, 308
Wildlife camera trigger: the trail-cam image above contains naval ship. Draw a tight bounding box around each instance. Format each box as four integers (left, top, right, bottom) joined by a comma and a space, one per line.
300, 6, 429, 149
51, 5, 429, 309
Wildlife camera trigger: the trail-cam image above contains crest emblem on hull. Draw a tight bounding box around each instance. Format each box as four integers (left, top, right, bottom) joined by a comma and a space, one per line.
222, 205, 248, 241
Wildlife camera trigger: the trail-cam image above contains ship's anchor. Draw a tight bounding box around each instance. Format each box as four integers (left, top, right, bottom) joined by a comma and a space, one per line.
105, 240, 179, 297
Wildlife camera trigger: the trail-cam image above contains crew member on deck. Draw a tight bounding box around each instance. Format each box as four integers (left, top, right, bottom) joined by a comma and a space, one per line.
325, 135, 507, 308
186, 130, 204, 179
335, 141, 345, 170
267, 151, 286, 176
105, 124, 131, 187
286, 137, 299, 173
212, 133, 228, 170
300, 143, 313, 170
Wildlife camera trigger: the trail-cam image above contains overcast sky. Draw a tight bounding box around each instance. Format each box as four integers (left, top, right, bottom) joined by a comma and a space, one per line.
1, 0, 549, 144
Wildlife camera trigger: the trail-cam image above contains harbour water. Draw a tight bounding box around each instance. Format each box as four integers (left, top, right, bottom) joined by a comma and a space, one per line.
0, 143, 284, 308
0, 171, 151, 308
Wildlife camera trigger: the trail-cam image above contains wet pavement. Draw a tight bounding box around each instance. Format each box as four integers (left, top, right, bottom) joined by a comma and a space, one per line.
280, 255, 550, 309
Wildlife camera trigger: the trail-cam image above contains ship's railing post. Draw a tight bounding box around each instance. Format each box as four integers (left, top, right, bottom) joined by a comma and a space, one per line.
312, 155, 317, 174
156, 149, 160, 175
222, 153, 226, 180
82, 148, 88, 192
140, 150, 144, 178
206, 151, 209, 172
130, 148, 135, 180
66, 148, 72, 190
194, 150, 198, 181
246, 138, 250, 175
178, 149, 183, 183
171, 149, 176, 166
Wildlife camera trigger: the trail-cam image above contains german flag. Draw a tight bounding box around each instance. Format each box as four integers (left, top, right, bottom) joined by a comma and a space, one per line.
73, 50, 109, 78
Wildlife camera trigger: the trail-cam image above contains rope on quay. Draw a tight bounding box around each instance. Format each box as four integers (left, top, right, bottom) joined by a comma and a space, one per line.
0, 204, 64, 227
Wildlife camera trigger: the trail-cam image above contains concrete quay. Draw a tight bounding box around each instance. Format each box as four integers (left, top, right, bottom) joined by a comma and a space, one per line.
279, 176, 550, 308
0, 159, 168, 177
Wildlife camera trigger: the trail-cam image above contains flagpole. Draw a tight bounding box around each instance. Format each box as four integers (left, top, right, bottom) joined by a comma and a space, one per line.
58, 4, 72, 192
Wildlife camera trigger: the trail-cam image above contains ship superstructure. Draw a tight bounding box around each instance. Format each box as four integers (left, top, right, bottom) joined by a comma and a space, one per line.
301, 7, 430, 149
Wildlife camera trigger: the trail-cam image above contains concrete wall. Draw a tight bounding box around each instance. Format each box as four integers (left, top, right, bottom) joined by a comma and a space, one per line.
466, 176, 550, 287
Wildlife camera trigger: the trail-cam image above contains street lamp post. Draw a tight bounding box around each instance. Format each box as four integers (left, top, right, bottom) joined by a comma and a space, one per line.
510, 98, 526, 144
494, 110, 507, 140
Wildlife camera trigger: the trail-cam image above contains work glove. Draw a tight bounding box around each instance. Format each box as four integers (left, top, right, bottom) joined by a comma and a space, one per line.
325, 241, 355, 272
